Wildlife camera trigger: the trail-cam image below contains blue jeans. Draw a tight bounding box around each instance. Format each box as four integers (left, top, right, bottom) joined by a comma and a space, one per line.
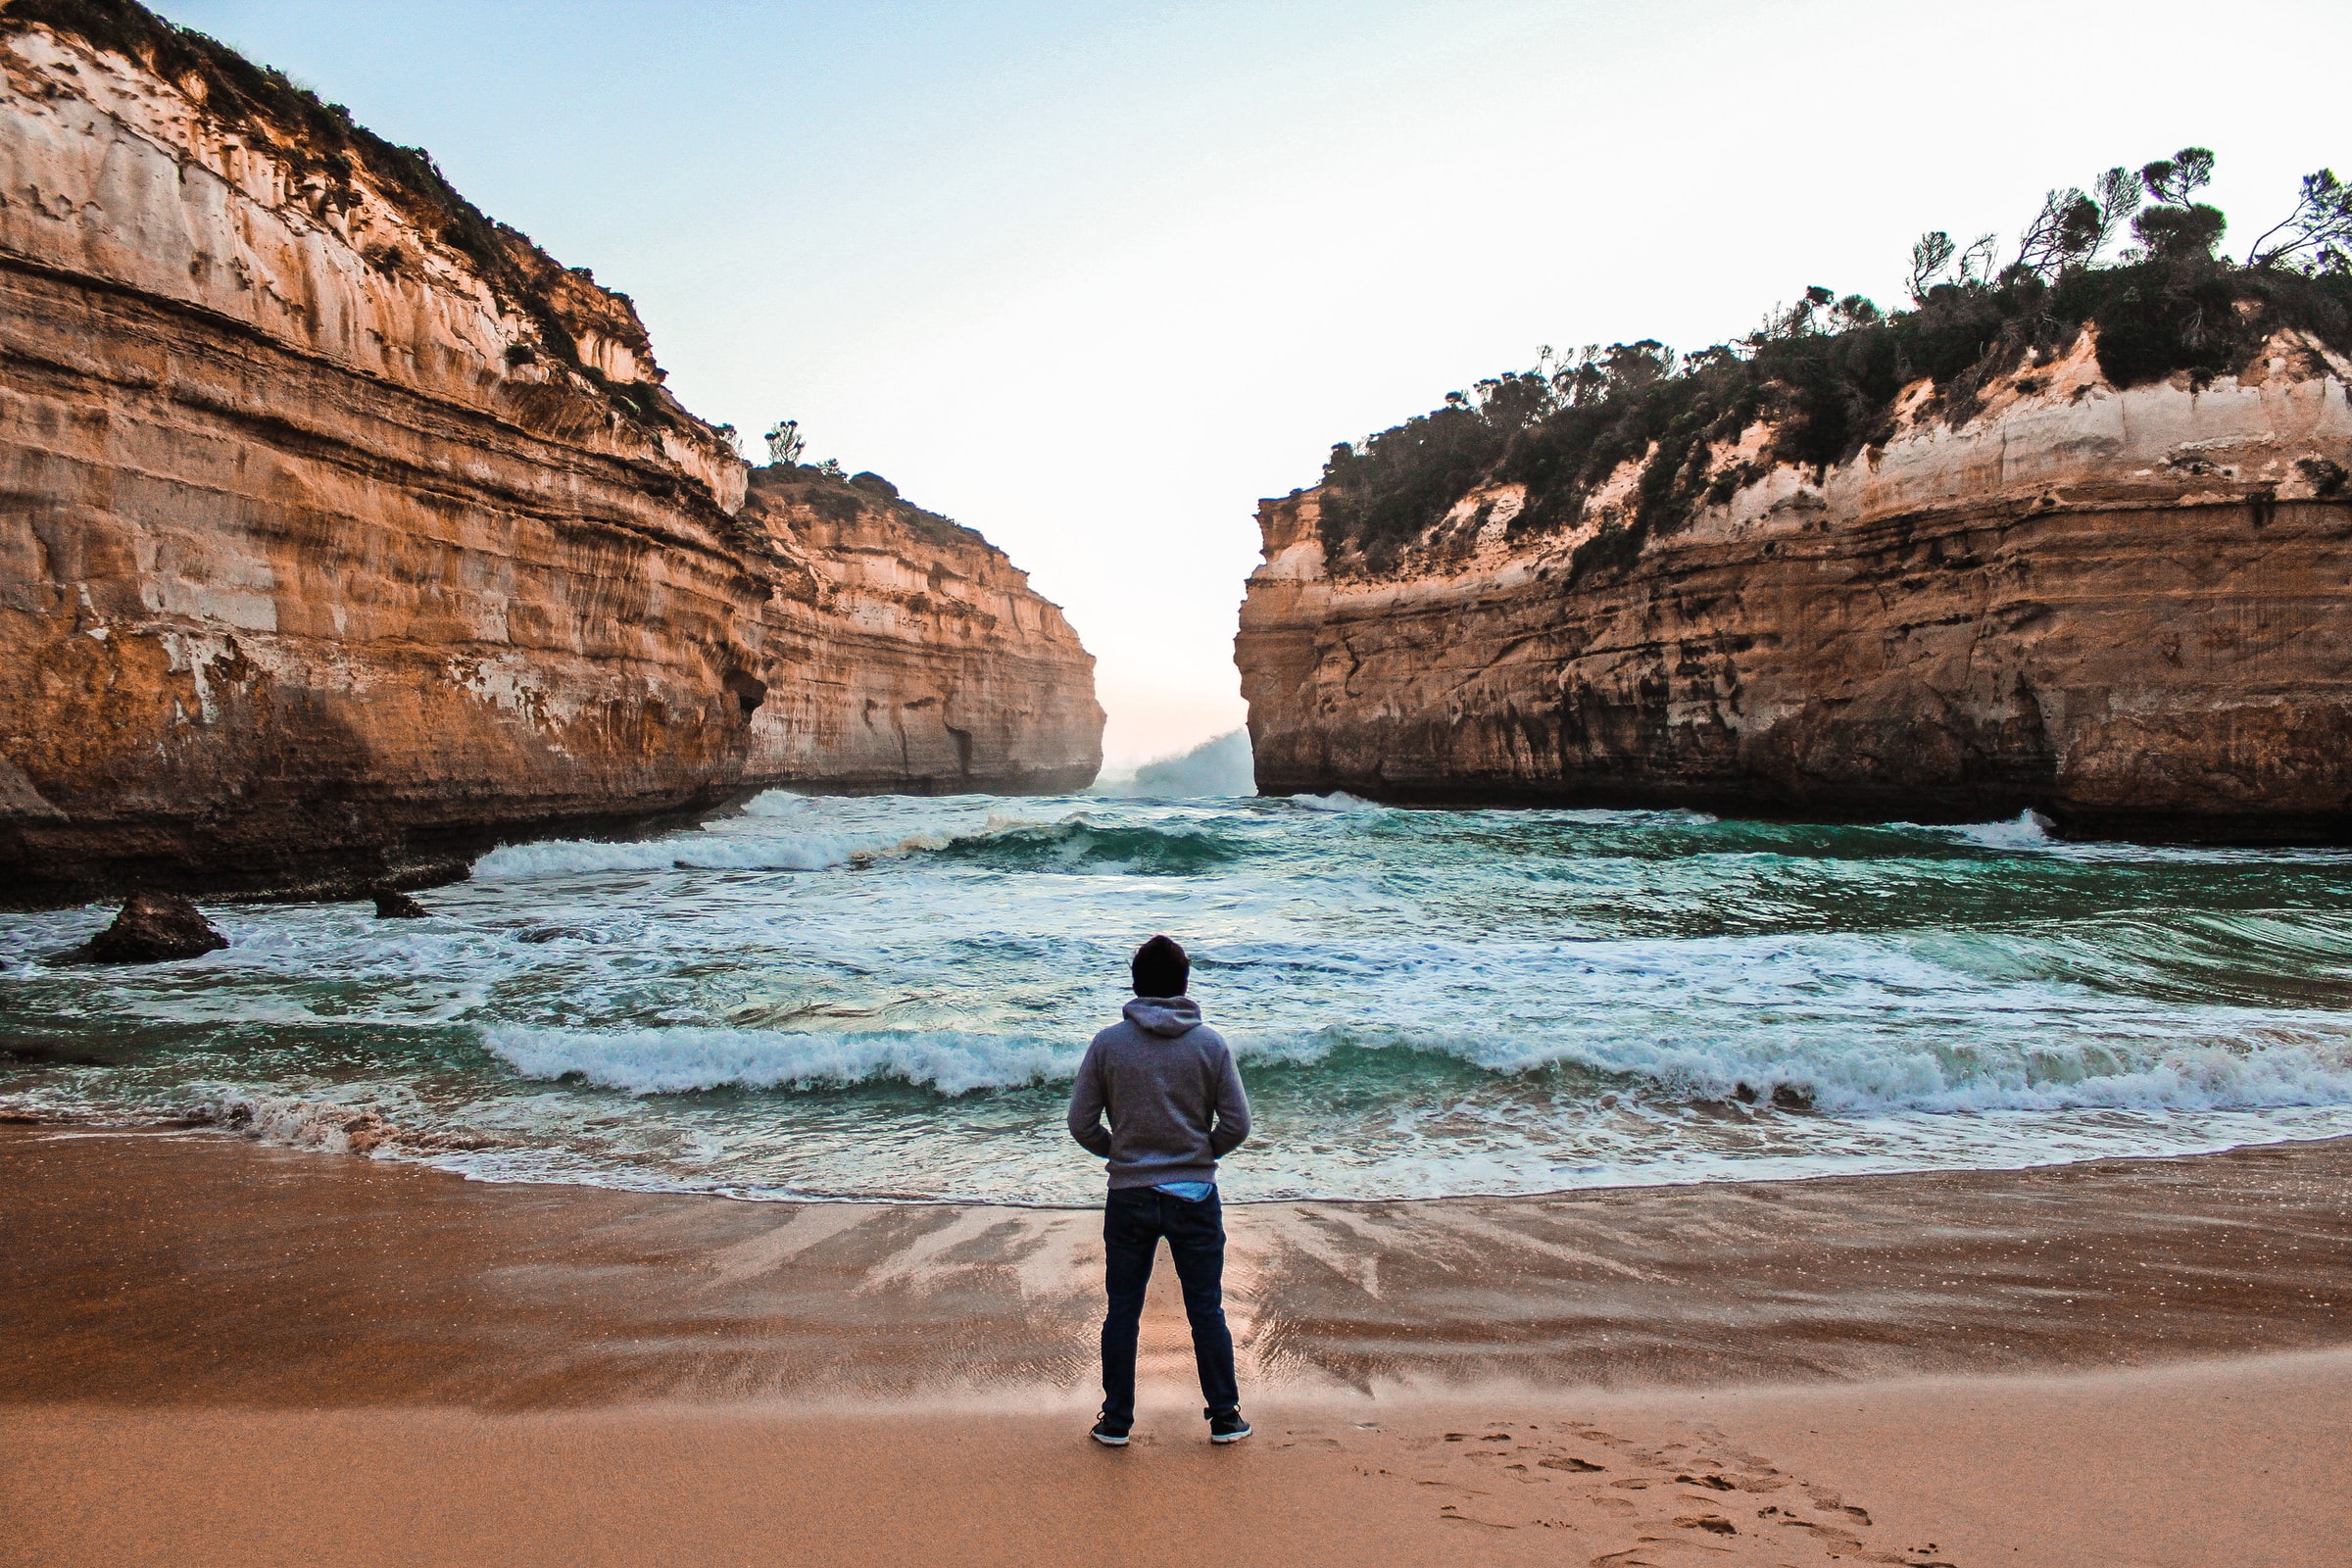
1099, 1186, 1239, 1421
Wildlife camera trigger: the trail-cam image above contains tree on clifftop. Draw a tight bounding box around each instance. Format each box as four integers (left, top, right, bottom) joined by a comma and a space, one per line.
763, 419, 806, 466
1312, 144, 2352, 580
2130, 147, 2227, 262
2247, 170, 2352, 272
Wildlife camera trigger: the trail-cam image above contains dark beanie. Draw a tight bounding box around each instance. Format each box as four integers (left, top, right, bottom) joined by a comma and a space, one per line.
1130, 934, 1190, 998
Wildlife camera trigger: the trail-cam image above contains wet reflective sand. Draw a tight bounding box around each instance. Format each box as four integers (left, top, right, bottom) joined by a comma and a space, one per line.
6, 1126, 2349, 1404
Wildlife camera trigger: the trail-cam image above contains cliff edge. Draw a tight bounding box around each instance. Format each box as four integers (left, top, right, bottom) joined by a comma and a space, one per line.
0, 3, 1100, 904
1238, 328, 2352, 839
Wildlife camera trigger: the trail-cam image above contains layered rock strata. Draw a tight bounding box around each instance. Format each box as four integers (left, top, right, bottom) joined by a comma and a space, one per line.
0, 8, 1100, 904
737, 469, 1102, 794
1237, 332, 2352, 840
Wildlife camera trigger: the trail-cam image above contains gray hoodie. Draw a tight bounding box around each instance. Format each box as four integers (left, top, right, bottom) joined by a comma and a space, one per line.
1066, 997, 1250, 1189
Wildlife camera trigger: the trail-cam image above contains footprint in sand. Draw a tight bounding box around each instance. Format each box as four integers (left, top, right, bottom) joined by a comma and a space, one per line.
1435, 1502, 1517, 1531
1362, 1415, 1902, 1564
1671, 1512, 1738, 1535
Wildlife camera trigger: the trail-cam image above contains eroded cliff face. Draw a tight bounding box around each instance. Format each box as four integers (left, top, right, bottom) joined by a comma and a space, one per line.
1237, 330, 2352, 839
738, 470, 1102, 793
0, 10, 1099, 904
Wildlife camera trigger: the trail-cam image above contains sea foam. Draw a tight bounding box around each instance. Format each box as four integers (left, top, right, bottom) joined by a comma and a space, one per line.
1288, 791, 1381, 813
176, 1087, 407, 1155
11, 791, 2352, 1205
1952, 808, 2060, 850
484, 1023, 1067, 1096
473, 1004, 2352, 1119
472, 829, 885, 880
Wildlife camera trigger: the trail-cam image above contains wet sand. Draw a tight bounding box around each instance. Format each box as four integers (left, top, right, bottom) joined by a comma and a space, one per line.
5, 1126, 2351, 1564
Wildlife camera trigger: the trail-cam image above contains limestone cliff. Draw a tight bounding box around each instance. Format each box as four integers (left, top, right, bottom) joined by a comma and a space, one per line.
738, 469, 1102, 793
1237, 331, 2352, 840
0, 3, 1100, 905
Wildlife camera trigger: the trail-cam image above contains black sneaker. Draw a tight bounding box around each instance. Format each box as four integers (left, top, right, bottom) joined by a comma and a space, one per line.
1208, 1408, 1251, 1444
1091, 1414, 1131, 1446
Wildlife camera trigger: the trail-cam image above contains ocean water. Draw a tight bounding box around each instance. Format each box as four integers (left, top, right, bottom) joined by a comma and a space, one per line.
5, 792, 2352, 1205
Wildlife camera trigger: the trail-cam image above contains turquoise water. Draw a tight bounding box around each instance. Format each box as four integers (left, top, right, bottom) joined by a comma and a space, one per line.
4, 791, 2351, 1204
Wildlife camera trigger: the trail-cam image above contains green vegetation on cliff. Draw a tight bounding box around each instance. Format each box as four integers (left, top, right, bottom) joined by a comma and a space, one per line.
747, 465, 994, 552
1316, 150, 2352, 577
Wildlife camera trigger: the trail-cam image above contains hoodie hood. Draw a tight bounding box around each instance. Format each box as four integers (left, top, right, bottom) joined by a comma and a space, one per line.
1122, 996, 1202, 1038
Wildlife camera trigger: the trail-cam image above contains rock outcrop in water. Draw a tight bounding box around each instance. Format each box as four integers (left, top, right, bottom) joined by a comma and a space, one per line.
1238, 329, 2352, 841
0, 4, 1102, 905
370, 886, 426, 919
83, 890, 225, 961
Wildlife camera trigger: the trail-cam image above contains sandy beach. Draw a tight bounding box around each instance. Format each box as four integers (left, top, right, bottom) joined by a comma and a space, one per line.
5, 1126, 2350, 1566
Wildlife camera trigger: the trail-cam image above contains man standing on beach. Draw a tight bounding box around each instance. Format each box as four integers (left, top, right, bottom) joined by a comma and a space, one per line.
1066, 934, 1252, 1446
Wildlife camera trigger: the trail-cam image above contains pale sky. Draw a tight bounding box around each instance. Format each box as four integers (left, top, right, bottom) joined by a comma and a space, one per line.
165, 0, 2350, 770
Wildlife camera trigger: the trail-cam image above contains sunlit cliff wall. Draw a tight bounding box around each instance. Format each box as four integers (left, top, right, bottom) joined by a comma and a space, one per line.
0, 6, 1099, 903
1237, 331, 2352, 840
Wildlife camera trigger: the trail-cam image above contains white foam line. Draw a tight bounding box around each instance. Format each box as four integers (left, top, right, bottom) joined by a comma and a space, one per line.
483, 1024, 1068, 1097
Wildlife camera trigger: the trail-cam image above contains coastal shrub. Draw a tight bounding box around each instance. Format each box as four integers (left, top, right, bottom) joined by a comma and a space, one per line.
1314, 147, 2352, 580
2299, 458, 2349, 500
750, 465, 985, 549
614, 381, 667, 424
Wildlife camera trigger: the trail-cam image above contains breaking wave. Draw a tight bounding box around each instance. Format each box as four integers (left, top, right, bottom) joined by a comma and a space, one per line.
477, 1010, 2352, 1119
1950, 808, 2060, 851
1287, 791, 1382, 813
472, 828, 889, 880
485, 1024, 1066, 1097
920, 815, 1247, 874
172, 1088, 410, 1155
